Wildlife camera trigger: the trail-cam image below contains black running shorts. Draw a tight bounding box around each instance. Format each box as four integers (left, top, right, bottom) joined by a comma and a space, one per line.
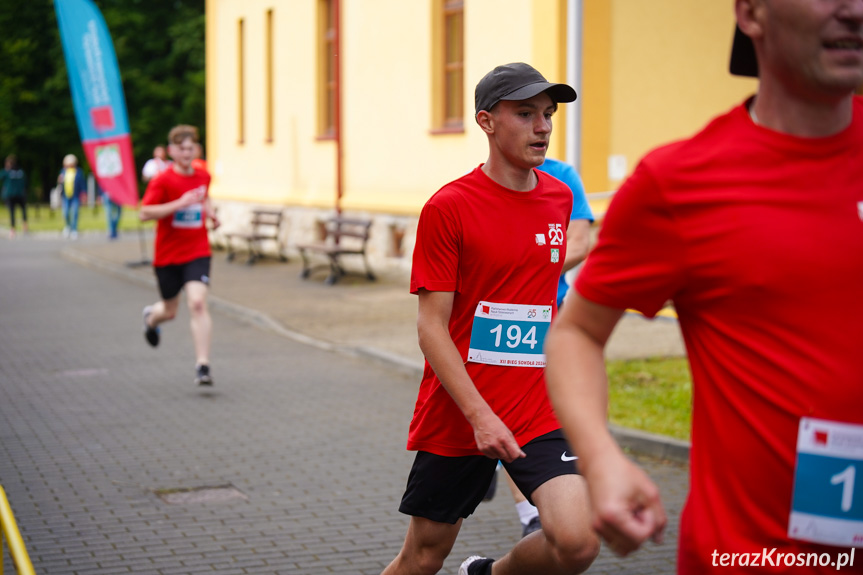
398, 429, 578, 524
154, 257, 211, 300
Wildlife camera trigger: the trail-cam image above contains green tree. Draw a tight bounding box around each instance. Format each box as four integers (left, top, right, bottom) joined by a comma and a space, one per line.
0, 0, 205, 201
98, 0, 206, 180
0, 1, 79, 200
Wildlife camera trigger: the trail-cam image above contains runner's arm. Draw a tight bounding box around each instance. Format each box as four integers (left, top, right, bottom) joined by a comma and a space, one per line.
204, 197, 220, 229
417, 288, 526, 462
562, 219, 591, 273
139, 189, 203, 221
545, 292, 666, 555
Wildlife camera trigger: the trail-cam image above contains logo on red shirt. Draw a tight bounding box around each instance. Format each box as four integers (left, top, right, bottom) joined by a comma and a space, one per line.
813, 429, 829, 445
482, 305, 490, 315
548, 223, 564, 246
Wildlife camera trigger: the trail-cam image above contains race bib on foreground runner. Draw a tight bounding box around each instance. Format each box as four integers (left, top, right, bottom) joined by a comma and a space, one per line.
789, 417, 863, 547
467, 301, 551, 367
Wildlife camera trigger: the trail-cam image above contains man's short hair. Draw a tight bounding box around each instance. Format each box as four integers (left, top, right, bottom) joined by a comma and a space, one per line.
168, 125, 199, 145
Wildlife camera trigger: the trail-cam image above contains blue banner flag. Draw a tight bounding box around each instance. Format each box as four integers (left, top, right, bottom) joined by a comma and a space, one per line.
55, 0, 138, 206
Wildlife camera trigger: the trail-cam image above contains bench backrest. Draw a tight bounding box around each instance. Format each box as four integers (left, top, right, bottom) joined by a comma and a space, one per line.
250, 209, 283, 231
324, 217, 372, 244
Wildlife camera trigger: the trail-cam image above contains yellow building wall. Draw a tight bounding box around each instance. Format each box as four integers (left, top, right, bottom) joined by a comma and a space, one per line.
602, 0, 757, 188
207, 0, 571, 216
341, 0, 570, 214
338, 0, 485, 214
207, 0, 760, 213
207, 0, 339, 208
580, 0, 612, 194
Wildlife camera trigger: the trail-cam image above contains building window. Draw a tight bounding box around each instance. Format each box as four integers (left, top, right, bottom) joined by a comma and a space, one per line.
443, 1, 464, 127
318, 0, 337, 139
432, 0, 464, 133
238, 18, 245, 144
265, 9, 274, 143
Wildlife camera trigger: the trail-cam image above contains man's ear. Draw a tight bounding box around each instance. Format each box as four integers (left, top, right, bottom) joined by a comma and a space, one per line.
475, 110, 495, 135
736, 0, 764, 40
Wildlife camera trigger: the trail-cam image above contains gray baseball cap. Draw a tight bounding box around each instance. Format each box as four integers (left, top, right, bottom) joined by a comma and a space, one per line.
475, 62, 577, 115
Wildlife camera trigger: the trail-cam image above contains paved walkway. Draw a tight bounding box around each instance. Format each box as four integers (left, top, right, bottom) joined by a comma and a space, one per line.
0, 234, 690, 574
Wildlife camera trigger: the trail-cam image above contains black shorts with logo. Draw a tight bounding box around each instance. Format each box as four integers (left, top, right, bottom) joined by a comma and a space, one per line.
398, 429, 578, 524
154, 256, 211, 300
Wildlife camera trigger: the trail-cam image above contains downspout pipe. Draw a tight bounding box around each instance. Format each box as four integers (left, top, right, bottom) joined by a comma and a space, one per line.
334, 0, 343, 218
566, 0, 583, 171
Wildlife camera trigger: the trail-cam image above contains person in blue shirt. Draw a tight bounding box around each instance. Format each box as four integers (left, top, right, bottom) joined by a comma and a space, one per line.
538, 158, 594, 307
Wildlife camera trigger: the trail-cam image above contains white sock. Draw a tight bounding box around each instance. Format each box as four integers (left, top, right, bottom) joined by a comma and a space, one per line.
515, 500, 539, 526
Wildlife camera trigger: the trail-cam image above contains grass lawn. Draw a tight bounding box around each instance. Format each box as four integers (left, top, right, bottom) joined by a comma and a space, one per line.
0, 202, 152, 234
606, 356, 692, 440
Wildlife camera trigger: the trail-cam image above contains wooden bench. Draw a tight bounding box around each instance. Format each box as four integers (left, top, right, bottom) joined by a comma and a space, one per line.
297, 216, 376, 285
224, 208, 288, 265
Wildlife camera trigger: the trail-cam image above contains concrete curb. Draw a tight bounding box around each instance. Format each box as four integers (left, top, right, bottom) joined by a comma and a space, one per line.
62, 245, 690, 464
611, 425, 690, 463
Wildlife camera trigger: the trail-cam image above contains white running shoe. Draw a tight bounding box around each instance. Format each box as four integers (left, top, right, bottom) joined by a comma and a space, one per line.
458, 556, 490, 575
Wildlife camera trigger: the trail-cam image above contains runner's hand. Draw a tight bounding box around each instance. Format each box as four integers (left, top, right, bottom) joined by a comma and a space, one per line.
472, 412, 526, 463
586, 452, 666, 556
178, 188, 205, 208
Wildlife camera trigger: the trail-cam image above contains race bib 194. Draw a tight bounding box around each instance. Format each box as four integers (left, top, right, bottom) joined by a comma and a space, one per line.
467, 301, 552, 367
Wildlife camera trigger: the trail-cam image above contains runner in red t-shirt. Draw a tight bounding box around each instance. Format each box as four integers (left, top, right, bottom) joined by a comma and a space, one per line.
546, 2, 863, 573
382, 63, 599, 575
139, 124, 220, 386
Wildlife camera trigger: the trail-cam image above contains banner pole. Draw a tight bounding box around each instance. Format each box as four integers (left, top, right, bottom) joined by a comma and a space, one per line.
125, 220, 151, 268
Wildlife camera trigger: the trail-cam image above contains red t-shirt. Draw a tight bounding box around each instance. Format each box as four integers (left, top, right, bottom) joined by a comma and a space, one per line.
142, 168, 212, 267
577, 98, 863, 573
408, 166, 572, 456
